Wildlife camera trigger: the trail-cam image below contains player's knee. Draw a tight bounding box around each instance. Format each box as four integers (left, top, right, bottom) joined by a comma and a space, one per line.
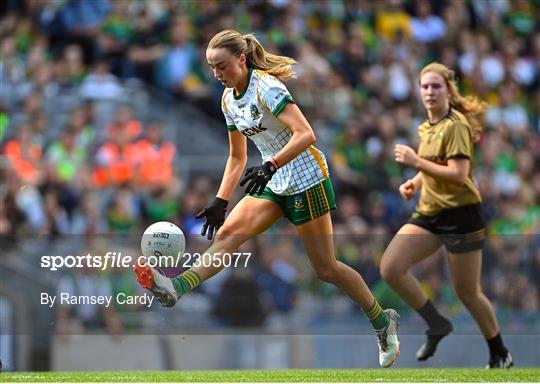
313, 265, 339, 284
217, 219, 249, 239
214, 224, 242, 249
216, 224, 233, 237
380, 260, 403, 283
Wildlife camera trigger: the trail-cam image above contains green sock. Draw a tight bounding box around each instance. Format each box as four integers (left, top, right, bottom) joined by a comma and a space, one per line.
172, 270, 202, 296
363, 299, 389, 331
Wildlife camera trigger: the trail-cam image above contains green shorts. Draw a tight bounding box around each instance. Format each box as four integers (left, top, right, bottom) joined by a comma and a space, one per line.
256, 178, 337, 225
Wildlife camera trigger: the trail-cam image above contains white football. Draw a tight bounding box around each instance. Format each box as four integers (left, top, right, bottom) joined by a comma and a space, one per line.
140, 222, 185, 262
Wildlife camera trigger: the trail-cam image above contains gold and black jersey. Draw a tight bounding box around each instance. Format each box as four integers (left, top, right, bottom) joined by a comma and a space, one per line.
416, 108, 482, 216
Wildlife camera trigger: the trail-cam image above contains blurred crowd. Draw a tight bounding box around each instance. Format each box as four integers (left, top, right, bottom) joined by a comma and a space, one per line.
1, 0, 539, 334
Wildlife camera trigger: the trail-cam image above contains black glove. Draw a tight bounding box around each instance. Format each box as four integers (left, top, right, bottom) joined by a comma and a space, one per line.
195, 197, 228, 240
239, 161, 277, 196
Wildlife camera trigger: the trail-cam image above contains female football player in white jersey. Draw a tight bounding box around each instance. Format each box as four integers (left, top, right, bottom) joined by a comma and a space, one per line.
135, 29, 399, 367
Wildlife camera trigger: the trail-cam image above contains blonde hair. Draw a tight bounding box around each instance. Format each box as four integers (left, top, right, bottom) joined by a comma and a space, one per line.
207, 29, 296, 81
419, 62, 487, 142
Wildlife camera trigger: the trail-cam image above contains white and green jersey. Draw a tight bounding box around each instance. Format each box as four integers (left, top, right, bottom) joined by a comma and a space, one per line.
222, 69, 329, 195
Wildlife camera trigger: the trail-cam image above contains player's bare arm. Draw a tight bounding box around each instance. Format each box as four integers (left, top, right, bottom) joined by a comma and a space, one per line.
271, 103, 316, 167
394, 144, 469, 185
216, 130, 248, 201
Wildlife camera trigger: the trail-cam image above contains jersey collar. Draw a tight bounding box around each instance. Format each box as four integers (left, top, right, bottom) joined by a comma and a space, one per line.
233, 68, 253, 100
428, 107, 451, 126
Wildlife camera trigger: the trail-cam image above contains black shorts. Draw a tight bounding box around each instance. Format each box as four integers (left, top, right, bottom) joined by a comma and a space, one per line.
407, 203, 485, 253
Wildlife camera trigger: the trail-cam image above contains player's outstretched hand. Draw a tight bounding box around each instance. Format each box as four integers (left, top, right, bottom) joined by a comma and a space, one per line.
240, 161, 277, 196
195, 197, 228, 240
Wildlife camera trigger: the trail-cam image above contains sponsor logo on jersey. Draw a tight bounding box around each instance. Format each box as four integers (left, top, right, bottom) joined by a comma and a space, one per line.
241, 124, 268, 137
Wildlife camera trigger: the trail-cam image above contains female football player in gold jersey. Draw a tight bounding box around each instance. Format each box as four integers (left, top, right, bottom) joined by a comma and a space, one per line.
380, 62, 512, 368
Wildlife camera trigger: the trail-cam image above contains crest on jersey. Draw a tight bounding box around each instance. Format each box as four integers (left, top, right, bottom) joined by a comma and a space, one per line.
250, 104, 261, 119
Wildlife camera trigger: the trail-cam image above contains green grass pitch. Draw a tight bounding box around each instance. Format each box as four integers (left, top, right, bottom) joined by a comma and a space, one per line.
1, 369, 539, 382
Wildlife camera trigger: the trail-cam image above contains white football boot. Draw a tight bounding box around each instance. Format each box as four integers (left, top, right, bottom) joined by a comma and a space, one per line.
134, 264, 178, 307
376, 309, 401, 367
